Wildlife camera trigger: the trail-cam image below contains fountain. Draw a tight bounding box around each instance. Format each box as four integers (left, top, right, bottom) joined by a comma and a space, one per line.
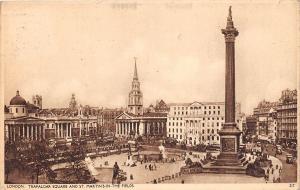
158, 142, 167, 160
85, 157, 99, 176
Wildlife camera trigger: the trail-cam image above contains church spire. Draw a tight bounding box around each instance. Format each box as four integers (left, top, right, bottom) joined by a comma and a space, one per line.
133, 57, 138, 80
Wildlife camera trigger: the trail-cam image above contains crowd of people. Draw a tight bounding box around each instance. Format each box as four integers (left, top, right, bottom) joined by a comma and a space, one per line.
144, 163, 157, 171
264, 164, 282, 183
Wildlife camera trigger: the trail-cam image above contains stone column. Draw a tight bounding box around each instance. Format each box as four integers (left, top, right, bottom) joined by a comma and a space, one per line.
222, 7, 238, 124
35, 124, 38, 140
215, 7, 243, 166
8, 125, 10, 141
57, 123, 60, 138
22, 124, 25, 139
69, 123, 71, 137
123, 122, 125, 135
26, 125, 29, 139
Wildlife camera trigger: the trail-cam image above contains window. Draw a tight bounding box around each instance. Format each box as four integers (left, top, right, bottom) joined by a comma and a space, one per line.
176, 129, 178, 133
207, 129, 210, 133
204, 111, 206, 114
180, 135, 182, 139
180, 129, 182, 133
16, 108, 18, 113
208, 136, 210, 140
212, 136, 214, 140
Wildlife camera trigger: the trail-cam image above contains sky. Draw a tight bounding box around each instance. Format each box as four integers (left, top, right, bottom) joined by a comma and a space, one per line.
2, 1, 298, 114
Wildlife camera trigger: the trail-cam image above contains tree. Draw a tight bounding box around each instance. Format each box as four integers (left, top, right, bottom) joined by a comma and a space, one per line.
31, 141, 51, 184
185, 158, 193, 166
5, 159, 13, 182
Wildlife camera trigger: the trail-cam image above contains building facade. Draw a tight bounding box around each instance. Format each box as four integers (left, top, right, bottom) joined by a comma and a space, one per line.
277, 89, 297, 144
115, 60, 167, 139
244, 116, 257, 138
5, 91, 99, 142
253, 100, 278, 142
99, 108, 124, 134
166, 101, 243, 146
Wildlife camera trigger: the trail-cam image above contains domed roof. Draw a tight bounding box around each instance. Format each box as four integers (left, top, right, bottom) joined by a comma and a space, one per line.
10, 90, 27, 106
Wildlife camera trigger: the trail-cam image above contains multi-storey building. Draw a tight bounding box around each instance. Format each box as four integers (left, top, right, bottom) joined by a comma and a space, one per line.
253, 100, 278, 142
115, 60, 167, 139
99, 108, 124, 134
5, 92, 99, 142
244, 116, 257, 138
166, 102, 242, 146
277, 89, 297, 144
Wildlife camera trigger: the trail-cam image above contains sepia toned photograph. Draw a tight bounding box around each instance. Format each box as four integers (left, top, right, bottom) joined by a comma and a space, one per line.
1, 0, 298, 188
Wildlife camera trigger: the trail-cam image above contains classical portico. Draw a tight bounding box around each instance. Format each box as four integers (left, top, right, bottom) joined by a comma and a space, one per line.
5, 117, 45, 142
115, 112, 167, 138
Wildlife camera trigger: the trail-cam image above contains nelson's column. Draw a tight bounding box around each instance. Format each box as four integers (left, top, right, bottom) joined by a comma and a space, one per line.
214, 6, 246, 170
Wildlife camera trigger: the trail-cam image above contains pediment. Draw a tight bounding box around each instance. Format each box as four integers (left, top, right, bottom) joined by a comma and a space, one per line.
115, 112, 134, 120
189, 101, 203, 107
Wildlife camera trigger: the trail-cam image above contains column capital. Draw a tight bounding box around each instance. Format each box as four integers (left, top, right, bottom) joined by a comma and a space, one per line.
221, 28, 238, 42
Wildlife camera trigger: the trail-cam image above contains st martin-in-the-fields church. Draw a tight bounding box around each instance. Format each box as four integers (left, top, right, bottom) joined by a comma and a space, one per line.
115, 59, 167, 139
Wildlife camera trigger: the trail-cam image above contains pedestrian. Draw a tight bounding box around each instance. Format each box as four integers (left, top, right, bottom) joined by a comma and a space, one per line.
145, 164, 148, 169
31, 174, 35, 184
181, 179, 185, 184
271, 168, 274, 174
267, 168, 270, 174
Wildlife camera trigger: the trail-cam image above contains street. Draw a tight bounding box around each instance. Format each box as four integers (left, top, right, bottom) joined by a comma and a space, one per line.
264, 144, 297, 183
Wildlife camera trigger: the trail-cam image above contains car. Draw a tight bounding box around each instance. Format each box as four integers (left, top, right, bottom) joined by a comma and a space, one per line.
276, 148, 282, 155
286, 154, 294, 164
